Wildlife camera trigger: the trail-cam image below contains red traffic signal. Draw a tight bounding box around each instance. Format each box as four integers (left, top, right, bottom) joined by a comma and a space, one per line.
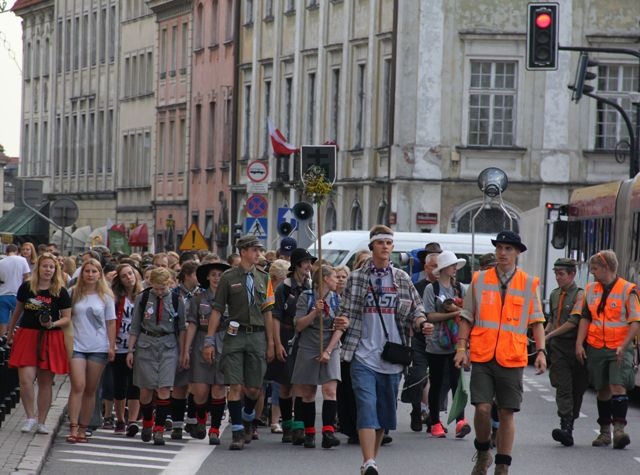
526, 3, 559, 71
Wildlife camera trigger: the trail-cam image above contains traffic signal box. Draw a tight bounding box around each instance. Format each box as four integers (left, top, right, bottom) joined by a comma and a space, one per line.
526, 3, 559, 71
569, 53, 599, 103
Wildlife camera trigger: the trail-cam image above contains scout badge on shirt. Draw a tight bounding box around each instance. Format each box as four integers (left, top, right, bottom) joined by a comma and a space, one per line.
199, 302, 211, 326
144, 300, 154, 320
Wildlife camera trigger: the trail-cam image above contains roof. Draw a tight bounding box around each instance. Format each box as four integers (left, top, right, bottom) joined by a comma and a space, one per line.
0, 203, 49, 239
11, 0, 48, 12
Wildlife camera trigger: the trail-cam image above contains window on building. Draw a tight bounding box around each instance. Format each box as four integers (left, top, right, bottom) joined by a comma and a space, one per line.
224, 89, 233, 162
63, 116, 69, 175
146, 51, 153, 92
330, 67, 340, 141
24, 42, 31, 79
595, 64, 639, 150
97, 111, 103, 172
143, 130, 151, 184
31, 122, 38, 175
73, 16, 79, 70
168, 120, 175, 174
243, 84, 252, 157
194, 104, 202, 169
65, 19, 72, 71
160, 29, 167, 75
467, 60, 517, 147
81, 14, 88, 68
306, 72, 316, 144
354, 63, 366, 149
181, 22, 188, 69
54, 117, 61, 176
350, 199, 363, 230
158, 121, 165, 173
225, 0, 234, 41
285, 0, 295, 13
22, 123, 29, 172
88, 113, 94, 174
196, 4, 204, 49
377, 199, 388, 226
284, 76, 292, 139
245, 0, 253, 24
79, 113, 86, 174
208, 101, 216, 167
264, 0, 273, 18
381, 57, 392, 146
210, 0, 219, 45
70, 114, 77, 174
179, 118, 186, 172
263, 79, 271, 157
325, 200, 337, 232
99, 8, 106, 64
33, 40, 40, 77
108, 5, 116, 63
122, 134, 130, 186
57, 19, 63, 72
106, 109, 113, 173
43, 38, 50, 75
41, 121, 48, 175
43, 82, 48, 112
131, 55, 138, 97
90, 11, 97, 66
171, 26, 177, 74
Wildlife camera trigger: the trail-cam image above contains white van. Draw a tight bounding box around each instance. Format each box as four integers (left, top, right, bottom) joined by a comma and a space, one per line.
310, 231, 495, 284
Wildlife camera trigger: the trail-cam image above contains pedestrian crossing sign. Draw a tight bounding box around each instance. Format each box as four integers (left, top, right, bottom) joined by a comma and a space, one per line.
179, 223, 209, 251
244, 217, 268, 242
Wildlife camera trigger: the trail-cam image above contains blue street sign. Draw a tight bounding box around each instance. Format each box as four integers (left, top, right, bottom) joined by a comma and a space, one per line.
277, 207, 298, 231
244, 217, 268, 242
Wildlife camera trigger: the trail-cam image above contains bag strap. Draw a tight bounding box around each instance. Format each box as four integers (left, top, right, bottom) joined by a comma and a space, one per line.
369, 278, 390, 341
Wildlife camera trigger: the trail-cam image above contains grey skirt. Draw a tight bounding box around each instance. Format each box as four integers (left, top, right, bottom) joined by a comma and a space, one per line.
133, 333, 179, 389
189, 329, 225, 385
290, 345, 341, 385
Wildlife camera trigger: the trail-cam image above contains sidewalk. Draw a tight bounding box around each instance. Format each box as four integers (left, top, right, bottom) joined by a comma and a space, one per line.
0, 376, 70, 475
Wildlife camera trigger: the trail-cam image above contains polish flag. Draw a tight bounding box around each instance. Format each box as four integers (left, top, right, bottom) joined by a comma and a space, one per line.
268, 118, 298, 156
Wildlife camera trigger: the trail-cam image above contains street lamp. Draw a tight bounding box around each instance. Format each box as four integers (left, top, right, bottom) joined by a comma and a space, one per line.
471, 167, 511, 272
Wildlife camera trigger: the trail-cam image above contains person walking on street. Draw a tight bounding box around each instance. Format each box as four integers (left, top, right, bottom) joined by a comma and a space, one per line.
454, 230, 547, 475
545, 258, 588, 447
202, 235, 276, 451
575, 250, 640, 449
340, 225, 433, 475
0, 244, 31, 336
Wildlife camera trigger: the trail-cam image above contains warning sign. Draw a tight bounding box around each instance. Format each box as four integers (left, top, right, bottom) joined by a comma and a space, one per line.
179, 223, 209, 251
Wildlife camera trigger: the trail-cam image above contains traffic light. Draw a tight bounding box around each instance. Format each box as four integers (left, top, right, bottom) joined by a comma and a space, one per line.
568, 53, 599, 103
526, 3, 559, 70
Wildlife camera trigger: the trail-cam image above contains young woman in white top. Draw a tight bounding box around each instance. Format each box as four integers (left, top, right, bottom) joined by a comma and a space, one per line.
66, 258, 116, 443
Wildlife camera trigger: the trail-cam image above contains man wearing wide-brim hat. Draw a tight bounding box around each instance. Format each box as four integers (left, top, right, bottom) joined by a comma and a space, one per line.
454, 230, 546, 475
267, 246, 316, 444
202, 235, 275, 450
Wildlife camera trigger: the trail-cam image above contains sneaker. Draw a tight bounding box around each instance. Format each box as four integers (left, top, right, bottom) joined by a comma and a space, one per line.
381, 434, 393, 445
291, 428, 305, 446
410, 409, 423, 432
431, 422, 446, 438
141, 427, 152, 442
21, 418, 37, 433
153, 429, 165, 446
455, 419, 471, 439
170, 428, 183, 440
126, 422, 139, 438
229, 430, 245, 450
114, 420, 126, 434
303, 434, 315, 448
102, 417, 115, 430
321, 431, 341, 449
208, 430, 220, 445
281, 427, 292, 443
360, 459, 379, 475
35, 423, 50, 435
192, 423, 207, 440
271, 423, 283, 433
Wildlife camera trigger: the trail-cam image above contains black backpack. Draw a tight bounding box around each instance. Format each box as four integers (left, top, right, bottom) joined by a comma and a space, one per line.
138, 287, 181, 335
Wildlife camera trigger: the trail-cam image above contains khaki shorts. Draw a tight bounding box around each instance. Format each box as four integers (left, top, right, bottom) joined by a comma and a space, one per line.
221, 330, 267, 389
470, 359, 524, 411
585, 345, 635, 390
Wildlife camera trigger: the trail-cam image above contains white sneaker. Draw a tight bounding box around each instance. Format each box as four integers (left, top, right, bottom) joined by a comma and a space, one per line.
360, 459, 379, 475
20, 418, 37, 433
35, 423, 50, 434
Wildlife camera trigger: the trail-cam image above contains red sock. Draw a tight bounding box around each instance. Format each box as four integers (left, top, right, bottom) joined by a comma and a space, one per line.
304, 427, 316, 435
208, 427, 220, 435
322, 425, 334, 433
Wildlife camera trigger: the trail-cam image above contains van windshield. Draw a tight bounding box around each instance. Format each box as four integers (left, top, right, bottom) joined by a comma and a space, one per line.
318, 250, 350, 266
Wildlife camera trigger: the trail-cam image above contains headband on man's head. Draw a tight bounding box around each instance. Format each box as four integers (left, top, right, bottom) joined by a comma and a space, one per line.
369, 233, 394, 245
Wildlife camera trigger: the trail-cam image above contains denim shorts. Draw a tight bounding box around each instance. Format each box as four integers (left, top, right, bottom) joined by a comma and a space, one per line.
0, 295, 17, 324
350, 358, 402, 431
72, 351, 108, 364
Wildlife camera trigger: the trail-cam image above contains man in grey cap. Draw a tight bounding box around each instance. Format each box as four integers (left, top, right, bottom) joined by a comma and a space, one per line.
202, 235, 275, 450
545, 258, 587, 447
414, 242, 442, 296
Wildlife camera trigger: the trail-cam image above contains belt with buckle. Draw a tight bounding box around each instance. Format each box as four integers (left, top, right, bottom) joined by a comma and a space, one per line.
141, 328, 172, 338
239, 324, 265, 334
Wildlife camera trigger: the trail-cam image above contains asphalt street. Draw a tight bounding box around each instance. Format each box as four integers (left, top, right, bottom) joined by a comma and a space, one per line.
41, 366, 640, 475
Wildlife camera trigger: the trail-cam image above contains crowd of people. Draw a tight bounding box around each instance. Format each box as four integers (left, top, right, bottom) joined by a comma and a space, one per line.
1, 226, 639, 475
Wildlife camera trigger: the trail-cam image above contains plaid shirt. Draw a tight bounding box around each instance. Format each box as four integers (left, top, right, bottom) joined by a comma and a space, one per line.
339, 258, 426, 362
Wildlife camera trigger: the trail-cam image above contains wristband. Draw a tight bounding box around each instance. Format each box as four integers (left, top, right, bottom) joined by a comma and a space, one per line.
456, 347, 467, 352
204, 336, 216, 348
537, 348, 547, 356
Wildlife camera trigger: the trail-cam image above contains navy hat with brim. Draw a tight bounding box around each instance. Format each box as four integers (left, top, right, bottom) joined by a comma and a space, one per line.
491, 230, 527, 252
197, 262, 231, 288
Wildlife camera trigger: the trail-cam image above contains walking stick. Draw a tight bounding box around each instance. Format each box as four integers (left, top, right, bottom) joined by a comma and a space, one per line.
317, 202, 323, 356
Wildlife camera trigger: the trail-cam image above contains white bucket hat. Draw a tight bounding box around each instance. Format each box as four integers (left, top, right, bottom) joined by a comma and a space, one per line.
433, 250, 466, 275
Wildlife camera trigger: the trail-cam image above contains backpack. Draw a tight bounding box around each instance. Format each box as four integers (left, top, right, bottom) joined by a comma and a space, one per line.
138, 287, 181, 335
430, 279, 462, 350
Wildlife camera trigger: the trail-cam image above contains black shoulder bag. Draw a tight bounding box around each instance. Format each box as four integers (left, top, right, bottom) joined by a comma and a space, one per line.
369, 278, 413, 366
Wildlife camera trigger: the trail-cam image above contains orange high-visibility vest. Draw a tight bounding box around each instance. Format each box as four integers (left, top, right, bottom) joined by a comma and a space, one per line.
585, 278, 637, 349
469, 268, 543, 368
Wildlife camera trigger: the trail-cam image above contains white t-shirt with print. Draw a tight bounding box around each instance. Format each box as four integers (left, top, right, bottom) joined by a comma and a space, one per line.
72, 293, 116, 353
115, 296, 134, 354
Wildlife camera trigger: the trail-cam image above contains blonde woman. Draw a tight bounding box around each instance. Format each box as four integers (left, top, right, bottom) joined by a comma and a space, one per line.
334, 265, 350, 297
20, 242, 38, 271
66, 259, 116, 443
7, 253, 71, 434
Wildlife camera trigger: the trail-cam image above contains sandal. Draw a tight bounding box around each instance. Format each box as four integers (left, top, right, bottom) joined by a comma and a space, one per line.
66, 423, 79, 443
76, 424, 89, 443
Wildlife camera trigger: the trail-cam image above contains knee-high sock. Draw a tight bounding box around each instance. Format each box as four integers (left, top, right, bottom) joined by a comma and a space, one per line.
209, 398, 226, 431
280, 396, 293, 427
141, 402, 154, 429
228, 399, 243, 432
597, 398, 612, 426
322, 400, 337, 432
154, 399, 171, 431
170, 397, 186, 429
611, 395, 628, 425
301, 400, 316, 434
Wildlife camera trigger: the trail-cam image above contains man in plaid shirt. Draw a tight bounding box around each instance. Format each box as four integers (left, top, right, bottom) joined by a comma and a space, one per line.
339, 225, 434, 475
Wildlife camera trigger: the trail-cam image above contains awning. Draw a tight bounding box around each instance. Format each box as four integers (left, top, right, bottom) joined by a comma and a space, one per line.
129, 223, 149, 246
0, 203, 49, 241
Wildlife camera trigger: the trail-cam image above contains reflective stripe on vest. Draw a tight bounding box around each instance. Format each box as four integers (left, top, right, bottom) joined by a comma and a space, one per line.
586, 279, 636, 349
469, 268, 540, 368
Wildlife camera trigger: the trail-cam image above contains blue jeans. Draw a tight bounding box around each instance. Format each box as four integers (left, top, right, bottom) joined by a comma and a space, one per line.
350, 358, 401, 431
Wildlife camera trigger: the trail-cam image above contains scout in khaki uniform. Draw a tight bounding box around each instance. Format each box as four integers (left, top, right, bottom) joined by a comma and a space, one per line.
544, 258, 588, 447
575, 250, 640, 449
202, 235, 275, 450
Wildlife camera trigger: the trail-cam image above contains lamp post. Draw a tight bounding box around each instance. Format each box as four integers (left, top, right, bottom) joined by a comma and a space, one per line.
471, 167, 511, 273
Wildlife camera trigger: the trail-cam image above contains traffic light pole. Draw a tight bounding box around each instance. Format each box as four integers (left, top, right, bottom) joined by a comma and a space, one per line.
559, 45, 640, 178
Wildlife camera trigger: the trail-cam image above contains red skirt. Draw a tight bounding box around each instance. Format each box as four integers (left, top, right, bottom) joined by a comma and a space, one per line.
9, 328, 70, 375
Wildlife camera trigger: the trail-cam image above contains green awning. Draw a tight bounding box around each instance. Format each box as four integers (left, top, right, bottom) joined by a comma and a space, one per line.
0, 204, 49, 240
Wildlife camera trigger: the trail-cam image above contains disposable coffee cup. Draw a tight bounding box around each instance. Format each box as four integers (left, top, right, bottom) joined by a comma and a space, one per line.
228, 321, 240, 336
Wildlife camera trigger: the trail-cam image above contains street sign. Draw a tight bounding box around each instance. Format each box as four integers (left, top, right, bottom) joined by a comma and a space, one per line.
247, 160, 269, 183
246, 194, 268, 218
50, 198, 79, 227
244, 217, 268, 241
277, 207, 297, 232
300, 145, 337, 184
247, 182, 269, 194
179, 223, 209, 251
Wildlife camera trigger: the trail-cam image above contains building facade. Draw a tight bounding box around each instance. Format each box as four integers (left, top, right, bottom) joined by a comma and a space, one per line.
189, 0, 235, 256
148, 0, 193, 251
